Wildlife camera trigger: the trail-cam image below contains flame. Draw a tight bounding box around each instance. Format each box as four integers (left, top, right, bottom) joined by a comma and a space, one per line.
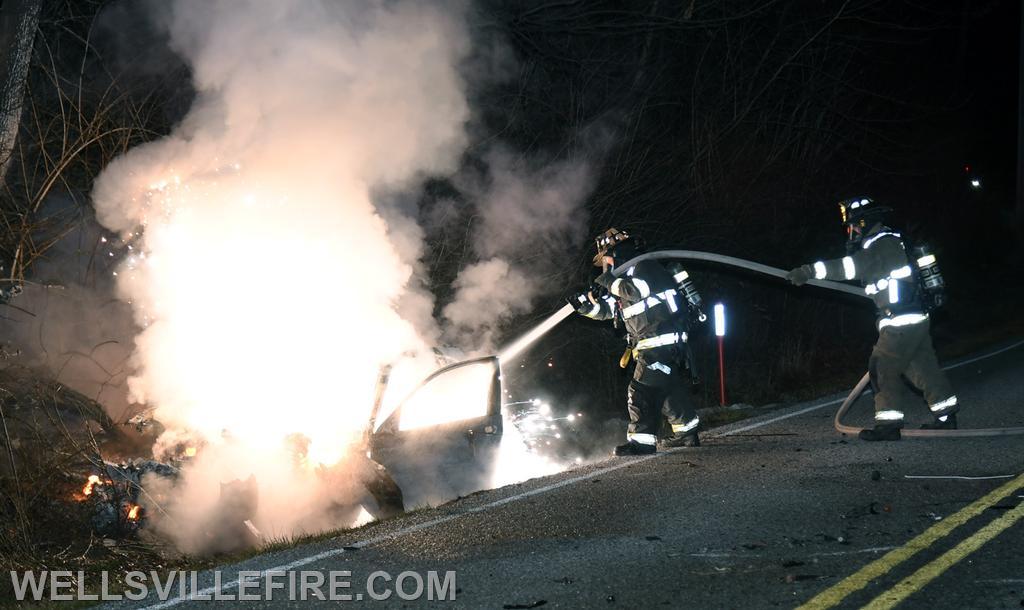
82, 475, 101, 497
352, 506, 375, 528
396, 361, 494, 431
490, 418, 562, 488
184, 447, 197, 458
110, 174, 425, 467
126, 504, 141, 521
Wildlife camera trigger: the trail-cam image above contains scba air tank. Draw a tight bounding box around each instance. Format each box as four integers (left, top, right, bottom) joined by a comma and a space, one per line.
912, 245, 946, 309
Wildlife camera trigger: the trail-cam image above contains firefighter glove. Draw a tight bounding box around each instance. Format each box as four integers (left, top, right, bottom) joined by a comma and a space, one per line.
786, 265, 813, 286
568, 292, 591, 314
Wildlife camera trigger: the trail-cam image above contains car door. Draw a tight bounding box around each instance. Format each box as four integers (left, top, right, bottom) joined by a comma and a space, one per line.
369, 356, 503, 506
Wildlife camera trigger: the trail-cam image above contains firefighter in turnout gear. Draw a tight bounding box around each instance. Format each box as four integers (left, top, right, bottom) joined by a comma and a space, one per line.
786, 197, 959, 441
571, 229, 706, 456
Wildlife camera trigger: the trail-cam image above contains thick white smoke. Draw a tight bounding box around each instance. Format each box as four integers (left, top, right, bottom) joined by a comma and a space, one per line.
90, 0, 472, 547
443, 147, 597, 351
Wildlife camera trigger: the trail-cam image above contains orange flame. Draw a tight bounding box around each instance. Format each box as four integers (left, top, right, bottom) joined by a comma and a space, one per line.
82, 475, 101, 497
127, 504, 141, 521
184, 447, 197, 457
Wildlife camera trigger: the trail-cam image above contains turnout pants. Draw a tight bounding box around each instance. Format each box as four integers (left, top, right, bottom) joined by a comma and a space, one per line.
868, 319, 958, 426
626, 345, 700, 445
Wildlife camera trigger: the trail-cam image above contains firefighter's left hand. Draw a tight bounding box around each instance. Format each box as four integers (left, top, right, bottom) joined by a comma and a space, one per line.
786, 266, 812, 286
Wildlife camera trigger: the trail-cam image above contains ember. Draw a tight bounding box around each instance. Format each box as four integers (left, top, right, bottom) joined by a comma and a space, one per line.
81, 459, 179, 538
82, 474, 102, 497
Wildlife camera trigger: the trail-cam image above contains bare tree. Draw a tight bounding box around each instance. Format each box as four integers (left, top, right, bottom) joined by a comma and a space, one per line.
0, 0, 41, 189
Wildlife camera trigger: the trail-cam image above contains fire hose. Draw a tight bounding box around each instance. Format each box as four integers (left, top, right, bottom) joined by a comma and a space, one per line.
610, 250, 1024, 439
831, 372, 1024, 437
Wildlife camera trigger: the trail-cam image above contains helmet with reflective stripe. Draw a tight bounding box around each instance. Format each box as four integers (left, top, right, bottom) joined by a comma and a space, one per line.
838, 196, 892, 248
839, 196, 892, 226
593, 228, 638, 267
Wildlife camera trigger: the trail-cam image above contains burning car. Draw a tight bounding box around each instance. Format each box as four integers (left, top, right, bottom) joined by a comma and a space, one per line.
75, 353, 510, 550
366, 355, 505, 507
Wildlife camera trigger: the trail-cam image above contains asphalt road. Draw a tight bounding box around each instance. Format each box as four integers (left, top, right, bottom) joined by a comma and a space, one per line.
113, 339, 1024, 609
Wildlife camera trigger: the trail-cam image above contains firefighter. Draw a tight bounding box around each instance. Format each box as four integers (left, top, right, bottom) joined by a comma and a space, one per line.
786, 197, 958, 441
570, 229, 706, 455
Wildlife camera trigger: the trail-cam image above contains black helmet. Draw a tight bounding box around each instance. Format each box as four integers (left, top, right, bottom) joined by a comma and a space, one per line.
838, 197, 891, 246
593, 227, 639, 267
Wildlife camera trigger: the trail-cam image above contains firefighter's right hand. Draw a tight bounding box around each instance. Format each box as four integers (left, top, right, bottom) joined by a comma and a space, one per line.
786, 265, 812, 286
590, 281, 609, 300
568, 292, 592, 314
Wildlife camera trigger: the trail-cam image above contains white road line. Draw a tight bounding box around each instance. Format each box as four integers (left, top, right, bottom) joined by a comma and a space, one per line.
809, 546, 897, 558
945, 338, 1024, 370
139, 453, 663, 609
975, 579, 1024, 584
904, 474, 1018, 481
711, 399, 846, 438
687, 546, 897, 560
138, 338, 1024, 609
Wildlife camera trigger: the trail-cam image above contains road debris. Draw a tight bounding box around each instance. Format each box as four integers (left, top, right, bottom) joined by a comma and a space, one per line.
785, 574, 821, 583
78, 459, 180, 538
503, 600, 547, 609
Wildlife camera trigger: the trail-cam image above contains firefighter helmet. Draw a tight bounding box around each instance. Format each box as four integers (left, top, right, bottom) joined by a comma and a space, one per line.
593, 228, 636, 267
838, 196, 891, 226
838, 197, 891, 246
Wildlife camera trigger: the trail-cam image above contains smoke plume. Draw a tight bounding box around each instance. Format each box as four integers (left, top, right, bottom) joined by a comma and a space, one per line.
443, 147, 598, 351
90, 0, 472, 548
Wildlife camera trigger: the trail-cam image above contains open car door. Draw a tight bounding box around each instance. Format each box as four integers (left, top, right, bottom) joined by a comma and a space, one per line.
369, 356, 503, 505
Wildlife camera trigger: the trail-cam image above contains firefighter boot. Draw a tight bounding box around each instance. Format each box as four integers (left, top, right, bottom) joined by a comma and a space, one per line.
660, 432, 700, 448
613, 440, 656, 456
858, 424, 902, 442
920, 413, 958, 430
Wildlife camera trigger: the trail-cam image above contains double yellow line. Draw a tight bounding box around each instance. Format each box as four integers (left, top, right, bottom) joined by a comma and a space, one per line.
798, 472, 1024, 609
